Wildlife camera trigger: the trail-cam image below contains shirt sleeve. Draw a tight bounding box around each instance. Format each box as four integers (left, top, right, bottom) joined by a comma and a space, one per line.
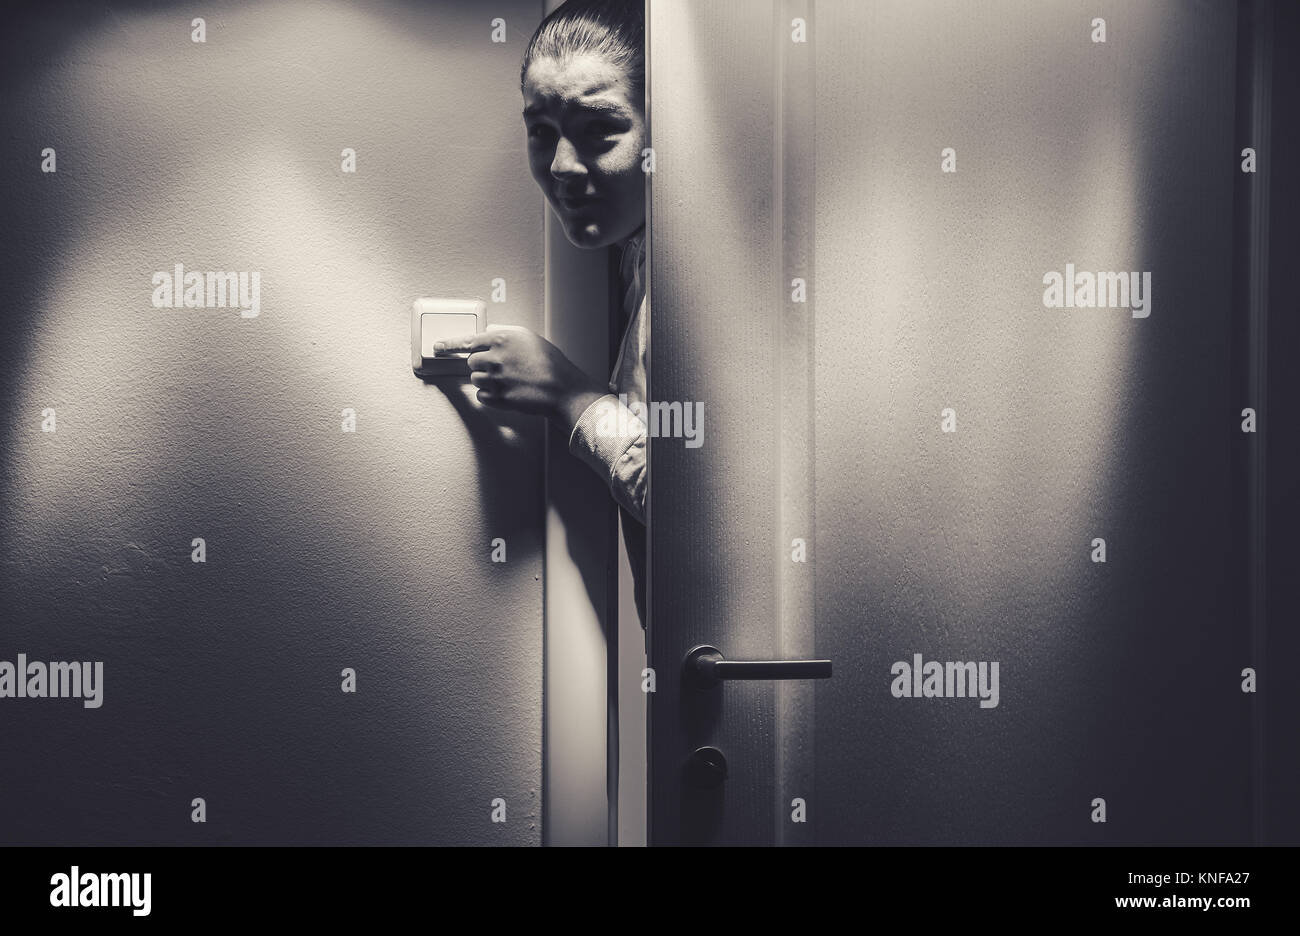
568, 393, 647, 526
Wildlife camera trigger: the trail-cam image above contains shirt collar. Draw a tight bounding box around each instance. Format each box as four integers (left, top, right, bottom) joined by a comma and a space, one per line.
619, 227, 646, 288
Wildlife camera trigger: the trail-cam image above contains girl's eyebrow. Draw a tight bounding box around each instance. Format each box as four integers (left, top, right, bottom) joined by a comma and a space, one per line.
523, 98, 630, 119
576, 99, 630, 117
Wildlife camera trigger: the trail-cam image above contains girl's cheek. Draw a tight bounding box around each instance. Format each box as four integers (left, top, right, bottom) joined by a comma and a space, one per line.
600, 143, 643, 177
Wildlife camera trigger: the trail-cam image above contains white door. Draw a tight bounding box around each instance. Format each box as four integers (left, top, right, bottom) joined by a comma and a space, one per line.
646, 0, 1254, 846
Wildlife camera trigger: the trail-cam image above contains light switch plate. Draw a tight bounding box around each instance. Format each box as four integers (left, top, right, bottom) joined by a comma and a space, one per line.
411, 297, 486, 378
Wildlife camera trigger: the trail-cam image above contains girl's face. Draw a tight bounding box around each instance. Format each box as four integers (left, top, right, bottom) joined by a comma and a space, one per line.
522, 52, 646, 249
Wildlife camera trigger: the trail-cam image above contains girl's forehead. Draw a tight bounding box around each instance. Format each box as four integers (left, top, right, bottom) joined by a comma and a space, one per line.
523, 53, 635, 108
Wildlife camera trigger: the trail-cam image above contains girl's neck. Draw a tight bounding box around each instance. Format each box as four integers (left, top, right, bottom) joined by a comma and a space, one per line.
617, 223, 646, 254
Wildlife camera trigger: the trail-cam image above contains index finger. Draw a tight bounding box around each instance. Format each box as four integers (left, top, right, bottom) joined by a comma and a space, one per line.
433, 332, 494, 355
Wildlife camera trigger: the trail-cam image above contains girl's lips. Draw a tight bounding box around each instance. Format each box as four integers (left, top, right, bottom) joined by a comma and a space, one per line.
558, 194, 598, 209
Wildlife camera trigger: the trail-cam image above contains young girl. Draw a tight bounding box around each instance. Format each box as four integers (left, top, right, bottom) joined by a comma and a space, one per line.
434, 0, 648, 623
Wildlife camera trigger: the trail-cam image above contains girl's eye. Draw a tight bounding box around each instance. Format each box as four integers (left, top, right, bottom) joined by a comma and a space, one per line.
528, 124, 553, 140
588, 121, 620, 136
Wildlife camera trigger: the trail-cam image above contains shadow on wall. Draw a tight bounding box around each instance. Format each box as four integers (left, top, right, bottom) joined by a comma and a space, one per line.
0, 0, 547, 845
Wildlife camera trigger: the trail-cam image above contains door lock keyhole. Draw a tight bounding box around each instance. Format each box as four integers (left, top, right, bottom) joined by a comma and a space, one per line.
684, 746, 728, 789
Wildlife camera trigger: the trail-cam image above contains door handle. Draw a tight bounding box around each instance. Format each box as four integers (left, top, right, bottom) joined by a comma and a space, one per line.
683, 644, 832, 690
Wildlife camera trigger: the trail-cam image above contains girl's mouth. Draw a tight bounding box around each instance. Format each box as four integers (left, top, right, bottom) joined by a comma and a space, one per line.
558, 194, 598, 210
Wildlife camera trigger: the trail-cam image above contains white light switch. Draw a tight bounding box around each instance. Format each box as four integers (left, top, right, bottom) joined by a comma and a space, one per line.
411, 298, 486, 378
420, 312, 479, 359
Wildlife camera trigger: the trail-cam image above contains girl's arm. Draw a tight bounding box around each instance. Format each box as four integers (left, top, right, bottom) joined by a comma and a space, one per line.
568, 393, 646, 526
435, 325, 646, 524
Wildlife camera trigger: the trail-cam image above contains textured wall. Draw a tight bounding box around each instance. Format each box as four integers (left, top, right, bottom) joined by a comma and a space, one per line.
0, 0, 544, 845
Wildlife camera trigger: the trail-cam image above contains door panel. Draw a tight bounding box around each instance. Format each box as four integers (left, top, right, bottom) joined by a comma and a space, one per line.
649, 0, 1253, 845
646, 0, 782, 846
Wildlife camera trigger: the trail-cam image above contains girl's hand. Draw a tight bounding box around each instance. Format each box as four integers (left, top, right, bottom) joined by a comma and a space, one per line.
433, 328, 606, 433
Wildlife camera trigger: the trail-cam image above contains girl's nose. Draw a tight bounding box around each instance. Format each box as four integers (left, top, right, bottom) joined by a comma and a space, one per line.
550, 136, 584, 178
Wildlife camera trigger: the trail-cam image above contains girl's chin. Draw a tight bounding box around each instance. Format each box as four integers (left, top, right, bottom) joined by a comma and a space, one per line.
563, 219, 612, 249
